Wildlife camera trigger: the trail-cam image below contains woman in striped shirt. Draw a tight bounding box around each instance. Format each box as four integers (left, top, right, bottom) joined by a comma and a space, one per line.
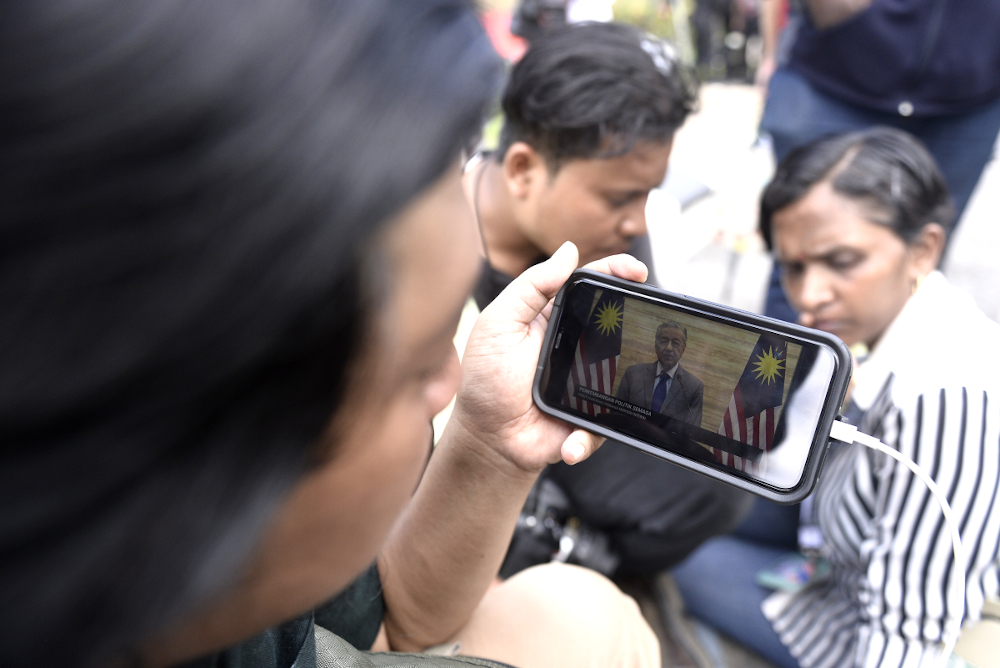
673, 126, 1000, 668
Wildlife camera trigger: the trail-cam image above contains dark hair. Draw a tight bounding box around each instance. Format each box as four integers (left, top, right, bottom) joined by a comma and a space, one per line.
759, 127, 955, 249
0, 1, 499, 666
496, 21, 697, 168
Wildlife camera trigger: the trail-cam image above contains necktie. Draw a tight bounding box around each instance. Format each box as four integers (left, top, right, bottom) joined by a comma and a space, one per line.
651, 373, 669, 413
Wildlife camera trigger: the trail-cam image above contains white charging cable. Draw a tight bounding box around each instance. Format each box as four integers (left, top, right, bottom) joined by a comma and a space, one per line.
828, 420, 965, 666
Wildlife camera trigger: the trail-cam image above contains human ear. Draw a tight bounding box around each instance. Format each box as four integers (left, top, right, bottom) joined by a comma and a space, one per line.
908, 222, 946, 278
501, 142, 546, 201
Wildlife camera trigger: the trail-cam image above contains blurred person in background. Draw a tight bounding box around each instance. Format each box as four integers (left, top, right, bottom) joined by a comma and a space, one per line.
755, 0, 1000, 322
510, 0, 614, 44
673, 127, 1000, 668
510, 0, 568, 43
692, 0, 763, 81
465, 21, 753, 583
691, 0, 730, 77
0, 2, 661, 667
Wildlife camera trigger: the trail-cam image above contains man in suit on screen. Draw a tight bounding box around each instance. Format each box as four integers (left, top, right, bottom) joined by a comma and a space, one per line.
616, 321, 704, 427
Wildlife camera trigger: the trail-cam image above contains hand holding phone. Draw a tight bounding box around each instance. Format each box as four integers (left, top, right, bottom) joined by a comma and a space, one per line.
455, 247, 647, 474
532, 270, 852, 503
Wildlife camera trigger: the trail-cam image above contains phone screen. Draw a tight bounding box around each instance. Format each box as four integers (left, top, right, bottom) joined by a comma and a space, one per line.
536, 276, 848, 494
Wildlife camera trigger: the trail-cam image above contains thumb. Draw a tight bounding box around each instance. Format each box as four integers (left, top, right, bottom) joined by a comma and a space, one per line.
486, 241, 578, 326
561, 429, 605, 465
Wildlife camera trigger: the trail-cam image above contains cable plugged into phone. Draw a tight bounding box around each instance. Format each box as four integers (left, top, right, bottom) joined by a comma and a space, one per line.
829, 419, 966, 667
535, 270, 854, 504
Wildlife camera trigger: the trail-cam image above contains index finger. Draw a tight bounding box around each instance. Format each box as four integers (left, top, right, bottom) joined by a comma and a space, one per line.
581, 253, 648, 284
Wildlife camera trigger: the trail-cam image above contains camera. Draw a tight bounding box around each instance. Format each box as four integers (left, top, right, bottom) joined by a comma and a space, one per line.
499, 477, 620, 579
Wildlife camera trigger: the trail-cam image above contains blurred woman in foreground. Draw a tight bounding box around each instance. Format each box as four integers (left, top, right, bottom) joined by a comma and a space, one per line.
673, 127, 1000, 668
0, 2, 657, 667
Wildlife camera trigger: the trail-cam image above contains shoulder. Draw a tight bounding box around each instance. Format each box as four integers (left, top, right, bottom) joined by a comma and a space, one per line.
620, 362, 655, 384
897, 312, 999, 403
857, 274, 1000, 410
677, 365, 703, 388
624, 361, 655, 375
623, 362, 656, 379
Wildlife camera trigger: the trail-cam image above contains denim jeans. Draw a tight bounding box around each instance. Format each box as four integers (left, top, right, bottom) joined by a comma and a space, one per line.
672, 498, 803, 668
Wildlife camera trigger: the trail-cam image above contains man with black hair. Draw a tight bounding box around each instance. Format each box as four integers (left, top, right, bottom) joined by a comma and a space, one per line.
466, 22, 751, 579
467, 22, 692, 310
0, 3, 660, 667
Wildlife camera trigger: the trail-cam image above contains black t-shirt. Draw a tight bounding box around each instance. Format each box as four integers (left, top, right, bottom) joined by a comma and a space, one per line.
472, 235, 658, 312
472, 262, 518, 312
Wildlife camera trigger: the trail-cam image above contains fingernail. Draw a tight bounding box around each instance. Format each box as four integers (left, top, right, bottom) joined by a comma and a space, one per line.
567, 441, 585, 464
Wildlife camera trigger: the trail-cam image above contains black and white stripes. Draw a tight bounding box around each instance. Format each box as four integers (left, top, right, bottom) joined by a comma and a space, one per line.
763, 272, 1000, 668
768, 382, 1000, 668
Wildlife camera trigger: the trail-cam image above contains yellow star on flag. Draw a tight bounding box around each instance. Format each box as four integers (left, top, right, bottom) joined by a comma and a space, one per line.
753, 347, 785, 384
593, 302, 623, 336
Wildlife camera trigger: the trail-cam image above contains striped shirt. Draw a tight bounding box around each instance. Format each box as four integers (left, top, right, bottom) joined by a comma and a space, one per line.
763, 272, 1000, 668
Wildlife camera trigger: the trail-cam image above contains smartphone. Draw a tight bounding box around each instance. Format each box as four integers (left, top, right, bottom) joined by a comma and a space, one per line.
533, 270, 852, 504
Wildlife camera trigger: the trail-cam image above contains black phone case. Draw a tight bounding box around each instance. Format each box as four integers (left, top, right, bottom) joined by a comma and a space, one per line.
532, 269, 853, 504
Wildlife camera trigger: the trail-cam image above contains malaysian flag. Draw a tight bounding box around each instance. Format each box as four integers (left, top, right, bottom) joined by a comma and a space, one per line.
715, 333, 787, 473
564, 290, 625, 416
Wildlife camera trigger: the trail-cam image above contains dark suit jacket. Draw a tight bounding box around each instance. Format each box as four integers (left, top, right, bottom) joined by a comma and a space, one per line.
615, 361, 704, 428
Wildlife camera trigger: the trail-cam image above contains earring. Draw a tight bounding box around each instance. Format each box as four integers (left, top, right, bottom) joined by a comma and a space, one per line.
912, 273, 926, 295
